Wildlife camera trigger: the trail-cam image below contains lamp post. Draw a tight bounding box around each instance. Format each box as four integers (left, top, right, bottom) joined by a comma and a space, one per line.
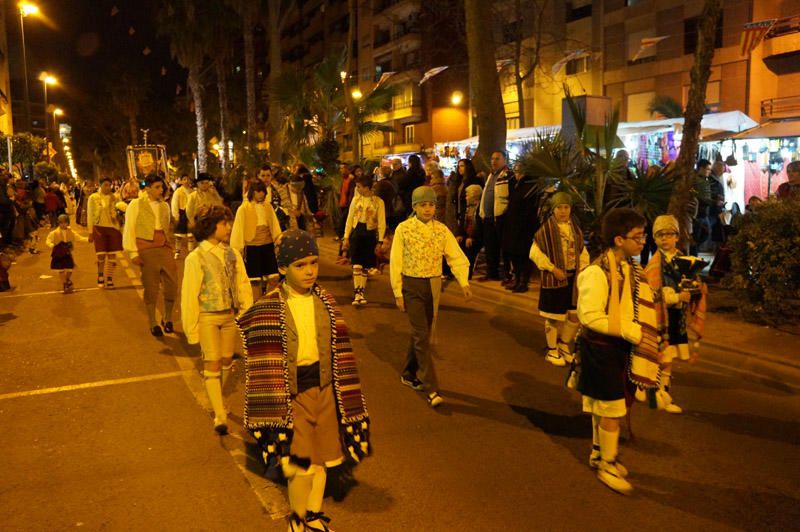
52, 108, 63, 165
19, 3, 39, 132
39, 73, 57, 162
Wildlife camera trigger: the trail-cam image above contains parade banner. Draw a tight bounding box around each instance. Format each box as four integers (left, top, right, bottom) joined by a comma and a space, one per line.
419, 66, 448, 86
740, 19, 777, 56
551, 49, 587, 75
631, 36, 668, 62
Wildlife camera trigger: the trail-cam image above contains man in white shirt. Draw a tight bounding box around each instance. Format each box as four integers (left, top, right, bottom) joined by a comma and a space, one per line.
123, 174, 178, 337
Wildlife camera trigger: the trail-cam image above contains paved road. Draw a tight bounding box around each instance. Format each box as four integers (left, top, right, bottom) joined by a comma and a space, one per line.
2, 226, 799, 531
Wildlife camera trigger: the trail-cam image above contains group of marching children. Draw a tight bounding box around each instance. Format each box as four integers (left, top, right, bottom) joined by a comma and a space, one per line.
530, 192, 707, 496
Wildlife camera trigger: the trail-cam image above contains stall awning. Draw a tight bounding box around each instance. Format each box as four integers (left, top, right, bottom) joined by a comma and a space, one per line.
730, 117, 800, 139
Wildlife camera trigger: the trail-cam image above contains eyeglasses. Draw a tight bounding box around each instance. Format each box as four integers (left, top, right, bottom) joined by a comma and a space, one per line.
623, 235, 647, 244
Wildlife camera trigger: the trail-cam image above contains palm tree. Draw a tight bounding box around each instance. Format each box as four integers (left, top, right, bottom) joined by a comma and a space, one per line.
465, 0, 507, 171
106, 63, 150, 146
158, 0, 210, 173
226, 1, 264, 154
647, 95, 683, 119
210, 1, 240, 177
668, 0, 722, 249
264, 0, 296, 165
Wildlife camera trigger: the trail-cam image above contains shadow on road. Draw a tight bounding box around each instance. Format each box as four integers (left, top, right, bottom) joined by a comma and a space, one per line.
0, 312, 16, 327
689, 410, 800, 446
635, 471, 800, 530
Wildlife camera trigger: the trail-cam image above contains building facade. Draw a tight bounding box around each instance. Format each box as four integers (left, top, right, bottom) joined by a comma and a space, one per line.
0, 0, 14, 135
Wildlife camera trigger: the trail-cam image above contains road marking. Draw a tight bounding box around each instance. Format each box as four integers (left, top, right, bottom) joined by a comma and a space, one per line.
0, 370, 191, 401
0, 287, 102, 299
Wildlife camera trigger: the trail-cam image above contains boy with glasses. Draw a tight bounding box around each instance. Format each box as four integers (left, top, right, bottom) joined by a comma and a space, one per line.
644, 215, 707, 414
576, 208, 661, 495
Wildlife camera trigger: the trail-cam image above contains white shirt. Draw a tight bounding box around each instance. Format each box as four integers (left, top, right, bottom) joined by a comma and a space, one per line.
577, 263, 642, 345
180, 240, 253, 344
286, 288, 319, 366
389, 216, 469, 299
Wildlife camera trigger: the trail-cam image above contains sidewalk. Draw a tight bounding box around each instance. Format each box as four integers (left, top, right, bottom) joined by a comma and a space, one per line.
318, 235, 800, 388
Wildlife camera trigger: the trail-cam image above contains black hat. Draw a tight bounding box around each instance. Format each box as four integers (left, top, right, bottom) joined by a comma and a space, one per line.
196, 172, 213, 182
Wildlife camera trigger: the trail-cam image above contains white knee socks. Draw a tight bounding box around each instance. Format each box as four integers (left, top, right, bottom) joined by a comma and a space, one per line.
307, 465, 327, 513
599, 426, 620, 464
544, 319, 558, 351
104, 255, 116, 283
203, 369, 226, 424
287, 468, 315, 520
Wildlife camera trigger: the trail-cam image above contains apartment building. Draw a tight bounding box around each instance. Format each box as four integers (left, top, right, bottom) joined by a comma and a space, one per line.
503, 0, 800, 127
0, 0, 14, 135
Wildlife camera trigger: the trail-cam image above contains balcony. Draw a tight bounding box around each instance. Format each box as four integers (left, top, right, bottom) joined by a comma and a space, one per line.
763, 16, 800, 74
369, 98, 423, 124
761, 96, 800, 120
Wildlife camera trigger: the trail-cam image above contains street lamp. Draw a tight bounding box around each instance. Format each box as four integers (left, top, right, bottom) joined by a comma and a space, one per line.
351, 88, 363, 100
451, 91, 464, 106
19, 2, 40, 132
39, 72, 57, 162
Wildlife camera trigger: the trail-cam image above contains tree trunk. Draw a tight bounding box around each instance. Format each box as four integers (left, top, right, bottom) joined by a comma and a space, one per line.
267, 2, 284, 164
216, 55, 229, 177
465, 0, 506, 172
243, 4, 258, 153
345, 0, 359, 162
188, 63, 207, 173
668, 0, 721, 250
514, 0, 525, 128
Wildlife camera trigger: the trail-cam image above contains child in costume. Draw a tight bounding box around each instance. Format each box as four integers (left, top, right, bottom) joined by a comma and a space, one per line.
181, 205, 253, 435
237, 229, 370, 532
122, 174, 179, 337
390, 185, 472, 408
231, 180, 284, 297
46, 214, 88, 294
529, 192, 589, 367
87, 177, 123, 288
644, 214, 707, 414
342, 173, 386, 305
186, 173, 223, 231
170, 174, 194, 259
576, 208, 661, 495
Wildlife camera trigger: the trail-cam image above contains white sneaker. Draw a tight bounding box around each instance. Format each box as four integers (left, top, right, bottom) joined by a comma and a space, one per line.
546, 349, 566, 367
367, 268, 379, 276
590, 450, 628, 477
597, 460, 633, 495
656, 389, 682, 414
558, 342, 575, 363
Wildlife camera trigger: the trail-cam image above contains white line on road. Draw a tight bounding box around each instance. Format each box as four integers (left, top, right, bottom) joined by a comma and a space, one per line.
0, 370, 191, 401
0, 287, 102, 299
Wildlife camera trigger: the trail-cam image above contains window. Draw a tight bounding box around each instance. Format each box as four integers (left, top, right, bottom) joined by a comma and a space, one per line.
684, 13, 723, 55
566, 56, 589, 75
404, 124, 415, 144
506, 117, 520, 130
566, 1, 592, 22
626, 91, 656, 122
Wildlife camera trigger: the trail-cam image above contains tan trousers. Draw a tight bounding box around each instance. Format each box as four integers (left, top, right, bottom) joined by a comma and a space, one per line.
198, 310, 238, 362
139, 246, 177, 305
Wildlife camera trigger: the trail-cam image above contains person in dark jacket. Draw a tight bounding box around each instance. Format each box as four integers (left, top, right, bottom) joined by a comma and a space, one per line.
397, 155, 426, 217
501, 172, 542, 293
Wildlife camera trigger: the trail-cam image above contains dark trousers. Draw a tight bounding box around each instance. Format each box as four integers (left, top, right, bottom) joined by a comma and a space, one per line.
482, 215, 507, 279
401, 276, 439, 393
509, 254, 532, 286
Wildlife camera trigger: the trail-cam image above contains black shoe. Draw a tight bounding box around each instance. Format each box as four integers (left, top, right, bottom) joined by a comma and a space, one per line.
511, 284, 529, 293
304, 511, 332, 531
105, 277, 114, 289
400, 375, 424, 391
214, 421, 228, 435
161, 320, 174, 333
97, 274, 104, 287
150, 325, 164, 337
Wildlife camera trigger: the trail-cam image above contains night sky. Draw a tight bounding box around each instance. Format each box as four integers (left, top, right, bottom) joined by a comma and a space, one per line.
7, 0, 182, 130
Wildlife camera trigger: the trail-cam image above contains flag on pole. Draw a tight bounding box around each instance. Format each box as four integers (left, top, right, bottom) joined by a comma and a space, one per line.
495, 59, 513, 72
631, 36, 668, 62
418, 66, 448, 86
551, 49, 587, 75
740, 19, 777, 56
376, 71, 396, 87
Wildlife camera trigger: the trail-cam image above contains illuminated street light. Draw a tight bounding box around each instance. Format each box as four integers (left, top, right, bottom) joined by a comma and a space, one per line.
39, 72, 58, 162
351, 88, 363, 100
19, 2, 42, 132
451, 91, 464, 106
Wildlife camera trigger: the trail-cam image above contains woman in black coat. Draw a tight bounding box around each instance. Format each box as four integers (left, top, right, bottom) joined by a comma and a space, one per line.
501, 173, 543, 293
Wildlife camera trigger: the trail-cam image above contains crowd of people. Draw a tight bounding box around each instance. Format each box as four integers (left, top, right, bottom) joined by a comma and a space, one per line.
3, 151, 799, 529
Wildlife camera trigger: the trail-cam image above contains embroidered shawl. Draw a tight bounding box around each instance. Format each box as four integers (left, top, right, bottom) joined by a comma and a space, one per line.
596, 251, 662, 389
236, 283, 370, 472
645, 250, 707, 362
533, 216, 584, 292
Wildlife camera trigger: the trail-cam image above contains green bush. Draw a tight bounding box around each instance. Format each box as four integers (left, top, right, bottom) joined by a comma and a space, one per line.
725, 199, 800, 324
